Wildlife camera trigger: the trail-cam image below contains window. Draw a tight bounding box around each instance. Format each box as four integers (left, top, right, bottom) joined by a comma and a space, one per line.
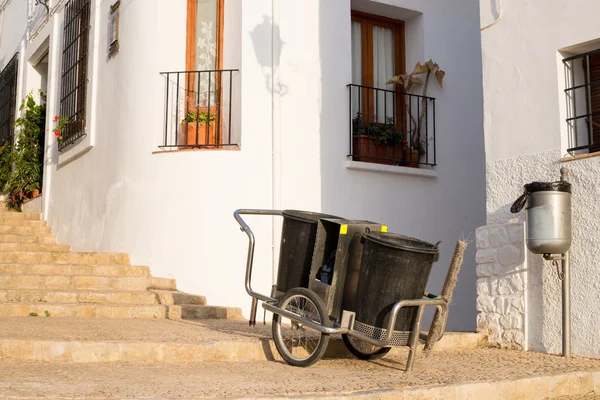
0, 54, 18, 146
160, 0, 238, 149
563, 50, 600, 154
59, 0, 91, 151
351, 11, 405, 122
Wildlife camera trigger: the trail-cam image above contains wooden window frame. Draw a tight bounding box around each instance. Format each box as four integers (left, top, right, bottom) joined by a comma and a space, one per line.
183, 0, 225, 145
185, 0, 224, 73
351, 11, 406, 125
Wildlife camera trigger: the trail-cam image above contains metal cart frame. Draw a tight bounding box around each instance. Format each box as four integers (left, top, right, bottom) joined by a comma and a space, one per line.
234, 209, 449, 371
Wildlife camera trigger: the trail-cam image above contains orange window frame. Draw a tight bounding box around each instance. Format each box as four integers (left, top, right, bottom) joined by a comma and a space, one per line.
183, 0, 225, 145
351, 11, 406, 125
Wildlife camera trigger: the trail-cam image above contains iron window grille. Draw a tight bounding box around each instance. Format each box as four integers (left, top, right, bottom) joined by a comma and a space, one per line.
160, 69, 239, 148
348, 84, 436, 167
59, 0, 91, 151
0, 54, 19, 147
563, 49, 600, 154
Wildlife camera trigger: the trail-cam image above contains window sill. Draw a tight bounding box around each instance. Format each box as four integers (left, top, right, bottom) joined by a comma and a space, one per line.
58, 135, 93, 166
152, 146, 240, 155
344, 160, 437, 178
560, 151, 600, 163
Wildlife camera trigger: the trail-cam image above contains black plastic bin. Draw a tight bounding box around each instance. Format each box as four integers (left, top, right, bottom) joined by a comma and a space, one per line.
354, 232, 439, 332
276, 210, 339, 293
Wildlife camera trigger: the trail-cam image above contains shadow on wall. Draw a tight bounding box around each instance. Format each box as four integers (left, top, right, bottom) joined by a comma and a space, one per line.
250, 15, 288, 96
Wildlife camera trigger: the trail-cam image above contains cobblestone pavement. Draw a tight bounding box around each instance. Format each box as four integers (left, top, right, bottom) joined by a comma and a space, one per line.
1, 349, 600, 399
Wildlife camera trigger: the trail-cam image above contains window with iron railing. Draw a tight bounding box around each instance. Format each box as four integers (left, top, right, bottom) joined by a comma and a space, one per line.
160, 69, 239, 148
349, 10, 436, 167
563, 50, 600, 154
0, 54, 19, 147
58, 0, 90, 151
348, 84, 436, 167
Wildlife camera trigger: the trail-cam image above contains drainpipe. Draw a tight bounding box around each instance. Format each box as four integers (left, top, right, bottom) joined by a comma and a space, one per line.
271, 0, 282, 286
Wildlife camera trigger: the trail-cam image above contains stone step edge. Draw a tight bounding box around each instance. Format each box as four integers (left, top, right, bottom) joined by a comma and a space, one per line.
232, 370, 600, 400
0, 332, 485, 363
3, 371, 599, 400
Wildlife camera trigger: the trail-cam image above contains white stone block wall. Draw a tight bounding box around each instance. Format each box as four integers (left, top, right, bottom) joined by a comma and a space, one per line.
476, 222, 528, 349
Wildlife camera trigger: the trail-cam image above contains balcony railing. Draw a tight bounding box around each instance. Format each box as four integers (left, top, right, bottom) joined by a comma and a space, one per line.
160, 69, 239, 149
348, 84, 436, 167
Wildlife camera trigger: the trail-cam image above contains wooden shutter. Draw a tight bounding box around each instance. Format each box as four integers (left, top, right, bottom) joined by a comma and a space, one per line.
587, 54, 600, 150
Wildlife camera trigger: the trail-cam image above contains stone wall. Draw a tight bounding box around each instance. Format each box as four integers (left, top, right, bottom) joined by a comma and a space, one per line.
476, 222, 527, 349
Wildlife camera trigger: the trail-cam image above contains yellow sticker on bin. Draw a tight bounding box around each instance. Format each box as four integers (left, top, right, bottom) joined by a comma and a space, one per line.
340, 224, 348, 235
381, 225, 388, 232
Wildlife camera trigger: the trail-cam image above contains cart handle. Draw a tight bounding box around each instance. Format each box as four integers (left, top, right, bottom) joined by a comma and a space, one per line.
234, 209, 282, 325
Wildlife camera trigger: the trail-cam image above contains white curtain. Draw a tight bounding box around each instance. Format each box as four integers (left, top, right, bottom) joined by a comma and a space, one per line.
196, 0, 218, 108
351, 21, 362, 119
372, 26, 395, 123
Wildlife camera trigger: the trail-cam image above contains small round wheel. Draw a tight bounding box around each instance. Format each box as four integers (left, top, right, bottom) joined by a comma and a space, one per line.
342, 334, 391, 360
272, 287, 330, 367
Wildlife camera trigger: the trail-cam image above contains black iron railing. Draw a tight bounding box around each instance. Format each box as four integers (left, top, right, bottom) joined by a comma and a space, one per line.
0, 54, 19, 147
347, 84, 436, 167
160, 69, 239, 148
59, 0, 91, 151
564, 49, 600, 154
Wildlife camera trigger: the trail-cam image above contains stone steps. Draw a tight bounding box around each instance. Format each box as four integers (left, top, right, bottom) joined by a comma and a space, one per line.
0, 212, 40, 220
149, 290, 206, 305
0, 242, 70, 252
0, 218, 46, 227
0, 289, 160, 305
0, 303, 167, 318
0, 251, 130, 265
0, 263, 150, 276
168, 304, 243, 320
0, 234, 56, 244
0, 274, 149, 290
0, 203, 240, 330
0, 225, 52, 235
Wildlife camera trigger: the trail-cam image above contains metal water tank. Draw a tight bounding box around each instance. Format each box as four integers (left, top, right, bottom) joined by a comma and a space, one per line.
511, 175, 572, 255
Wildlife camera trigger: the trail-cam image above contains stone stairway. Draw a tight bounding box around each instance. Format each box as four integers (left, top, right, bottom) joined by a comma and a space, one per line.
0, 204, 242, 320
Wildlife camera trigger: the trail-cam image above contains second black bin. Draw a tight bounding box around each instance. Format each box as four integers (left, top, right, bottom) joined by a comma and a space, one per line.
276, 210, 338, 294
354, 232, 439, 332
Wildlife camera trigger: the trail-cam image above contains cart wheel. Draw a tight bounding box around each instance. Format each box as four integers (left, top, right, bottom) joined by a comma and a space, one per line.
272, 287, 330, 367
342, 334, 391, 360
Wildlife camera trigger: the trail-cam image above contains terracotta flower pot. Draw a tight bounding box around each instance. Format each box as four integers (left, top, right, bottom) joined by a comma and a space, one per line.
352, 135, 404, 165
179, 106, 219, 147
403, 148, 420, 168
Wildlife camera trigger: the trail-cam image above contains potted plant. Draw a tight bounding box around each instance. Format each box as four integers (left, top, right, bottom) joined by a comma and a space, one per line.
388, 60, 445, 168
4, 91, 46, 210
352, 113, 404, 165
180, 105, 218, 146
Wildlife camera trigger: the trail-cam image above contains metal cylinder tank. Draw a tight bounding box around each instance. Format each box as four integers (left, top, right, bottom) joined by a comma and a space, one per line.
526, 190, 571, 254
511, 178, 572, 255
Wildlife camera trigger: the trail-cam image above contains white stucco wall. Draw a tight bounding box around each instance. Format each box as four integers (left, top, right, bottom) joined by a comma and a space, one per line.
2, 0, 486, 331
480, 0, 600, 357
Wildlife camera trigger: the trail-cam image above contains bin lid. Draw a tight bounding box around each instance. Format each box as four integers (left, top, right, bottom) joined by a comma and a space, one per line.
363, 232, 440, 260
510, 181, 571, 213
281, 210, 340, 224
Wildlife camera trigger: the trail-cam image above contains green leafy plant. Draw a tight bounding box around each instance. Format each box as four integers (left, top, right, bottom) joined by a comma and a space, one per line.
352, 113, 404, 146
44, 310, 51, 317
0, 143, 15, 193
29, 312, 39, 317
5, 91, 46, 211
183, 109, 217, 125
388, 60, 445, 152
